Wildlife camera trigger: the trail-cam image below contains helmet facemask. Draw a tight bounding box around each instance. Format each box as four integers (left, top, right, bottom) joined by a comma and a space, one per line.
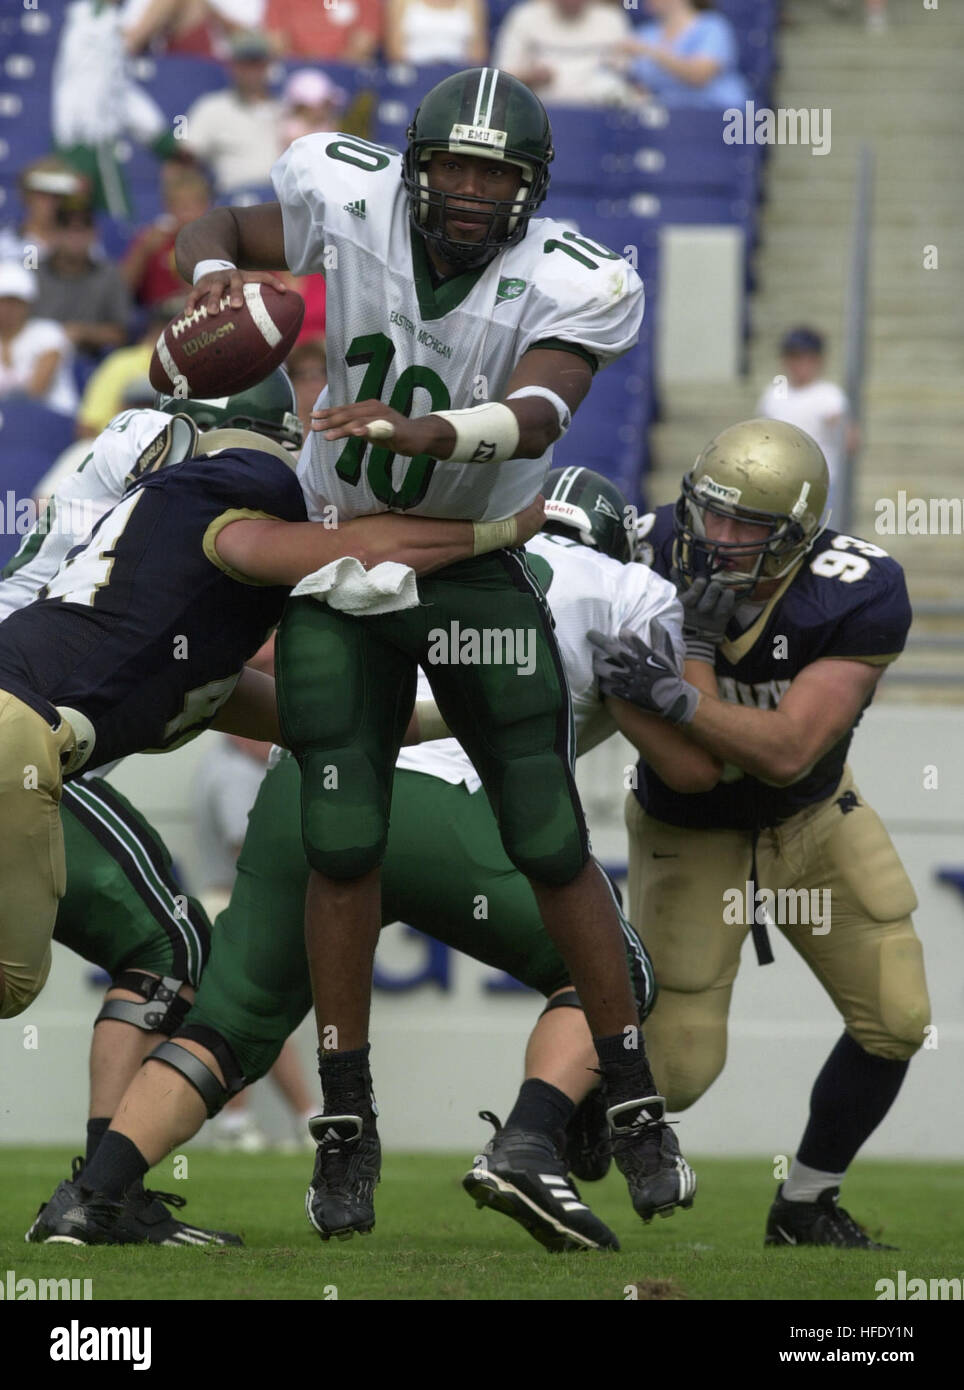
673, 473, 823, 596
404, 143, 547, 270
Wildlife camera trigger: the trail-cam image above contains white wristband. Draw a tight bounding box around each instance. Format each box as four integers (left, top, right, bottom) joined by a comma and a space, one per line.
506, 385, 572, 437
192, 258, 237, 285
432, 402, 520, 464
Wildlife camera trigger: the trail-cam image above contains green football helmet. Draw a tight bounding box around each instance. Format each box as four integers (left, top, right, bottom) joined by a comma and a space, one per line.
403, 67, 553, 269
155, 368, 303, 451
543, 466, 632, 563
674, 418, 830, 592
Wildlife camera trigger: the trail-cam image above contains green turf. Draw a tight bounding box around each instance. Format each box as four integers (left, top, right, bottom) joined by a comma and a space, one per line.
1, 1148, 961, 1301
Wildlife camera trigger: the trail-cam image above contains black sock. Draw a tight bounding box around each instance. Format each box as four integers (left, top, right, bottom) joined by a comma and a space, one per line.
318, 1044, 375, 1116
593, 1031, 657, 1105
505, 1079, 574, 1137
797, 1032, 910, 1172
85, 1117, 111, 1164
79, 1131, 149, 1200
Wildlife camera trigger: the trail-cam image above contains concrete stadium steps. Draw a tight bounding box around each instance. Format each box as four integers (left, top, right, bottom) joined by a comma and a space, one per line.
650, 6, 964, 699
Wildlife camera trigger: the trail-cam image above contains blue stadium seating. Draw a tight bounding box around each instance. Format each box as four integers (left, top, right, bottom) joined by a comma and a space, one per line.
0, 0, 779, 506
0, 398, 76, 568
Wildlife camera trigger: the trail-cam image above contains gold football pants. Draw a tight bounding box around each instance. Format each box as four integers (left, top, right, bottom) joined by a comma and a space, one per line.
626, 765, 930, 1111
0, 692, 75, 1019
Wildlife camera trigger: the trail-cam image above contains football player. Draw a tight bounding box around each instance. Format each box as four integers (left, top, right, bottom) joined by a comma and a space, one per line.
29, 467, 713, 1252
590, 418, 931, 1248
175, 67, 693, 1240
2, 377, 294, 1246
0, 384, 539, 1033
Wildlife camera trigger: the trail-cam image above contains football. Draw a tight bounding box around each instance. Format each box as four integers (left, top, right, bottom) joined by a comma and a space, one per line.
148, 283, 305, 398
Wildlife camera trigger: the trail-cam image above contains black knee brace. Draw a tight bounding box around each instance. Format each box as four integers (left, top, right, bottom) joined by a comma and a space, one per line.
539, 988, 583, 1018
95, 972, 192, 1036
147, 1023, 247, 1118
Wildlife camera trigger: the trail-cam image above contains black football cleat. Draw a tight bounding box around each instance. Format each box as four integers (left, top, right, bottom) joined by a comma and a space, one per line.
607, 1095, 696, 1223
306, 1113, 380, 1241
563, 1085, 612, 1183
462, 1111, 620, 1253
26, 1157, 243, 1246
765, 1185, 897, 1250
25, 1166, 124, 1246
117, 1187, 243, 1246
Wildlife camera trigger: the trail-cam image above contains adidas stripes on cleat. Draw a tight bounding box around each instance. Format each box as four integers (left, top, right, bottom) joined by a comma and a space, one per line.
765, 1185, 896, 1250
26, 1158, 243, 1246
607, 1095, 696, 1223
462, 1111, 620, 1253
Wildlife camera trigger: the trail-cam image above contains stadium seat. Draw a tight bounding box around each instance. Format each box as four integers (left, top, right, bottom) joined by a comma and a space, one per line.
0, 398, 76, 568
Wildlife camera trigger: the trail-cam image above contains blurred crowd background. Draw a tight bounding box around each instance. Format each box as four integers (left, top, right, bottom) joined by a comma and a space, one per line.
0, 0, 848, 557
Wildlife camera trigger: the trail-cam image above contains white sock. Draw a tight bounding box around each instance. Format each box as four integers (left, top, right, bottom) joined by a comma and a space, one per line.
216, 1110, 248, 1133
782, 1157, 847, 1203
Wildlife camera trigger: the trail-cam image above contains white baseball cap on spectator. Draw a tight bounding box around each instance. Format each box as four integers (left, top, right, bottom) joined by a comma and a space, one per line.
0, 262, 38, 302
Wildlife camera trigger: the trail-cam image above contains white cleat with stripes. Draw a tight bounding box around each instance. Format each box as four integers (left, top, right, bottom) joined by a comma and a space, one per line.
462, 1111, 620, 1252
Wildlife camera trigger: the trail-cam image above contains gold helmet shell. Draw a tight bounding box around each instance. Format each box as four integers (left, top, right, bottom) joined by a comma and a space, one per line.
674, 418, 830, 590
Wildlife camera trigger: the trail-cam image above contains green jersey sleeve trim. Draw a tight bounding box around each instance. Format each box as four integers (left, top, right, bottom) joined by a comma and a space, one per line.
528, 337, 599, 374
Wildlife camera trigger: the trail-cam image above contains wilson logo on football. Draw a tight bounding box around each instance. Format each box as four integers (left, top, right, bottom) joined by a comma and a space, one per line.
149, 283, 305, 398
182, 323, 237, 356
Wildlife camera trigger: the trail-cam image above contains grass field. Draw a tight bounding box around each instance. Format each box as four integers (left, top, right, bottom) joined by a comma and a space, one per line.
1, 1148, 961, 1302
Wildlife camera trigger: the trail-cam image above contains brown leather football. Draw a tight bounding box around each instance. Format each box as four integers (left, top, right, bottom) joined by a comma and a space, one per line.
149, 283, 305, 398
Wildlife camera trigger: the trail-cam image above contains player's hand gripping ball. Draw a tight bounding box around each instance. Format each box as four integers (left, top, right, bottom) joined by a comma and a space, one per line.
149, 284, 305, 398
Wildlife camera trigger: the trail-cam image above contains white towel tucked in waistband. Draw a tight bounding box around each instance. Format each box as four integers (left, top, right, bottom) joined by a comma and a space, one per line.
289, 557, 419, 615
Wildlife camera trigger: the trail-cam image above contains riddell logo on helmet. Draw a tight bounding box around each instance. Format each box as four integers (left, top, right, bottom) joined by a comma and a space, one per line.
694, 476, 742, 508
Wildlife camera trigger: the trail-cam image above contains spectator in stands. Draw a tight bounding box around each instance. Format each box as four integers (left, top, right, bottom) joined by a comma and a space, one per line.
0, 159, 91, 267
384, 0, 488, 67
76, 296, 185, 437
122, 0, 218, 56
52, 0, 181, 218
619, 0, 748, 111
757, 326, 858, 520
264, 0, 381, 63
122, 165, 211, 307
181, 30, 282, 195
34, 204, 131, 363
493, 0, 636, 108
0, 263, 78, 417
279, 69, 348, 151
285, 337, 328, 437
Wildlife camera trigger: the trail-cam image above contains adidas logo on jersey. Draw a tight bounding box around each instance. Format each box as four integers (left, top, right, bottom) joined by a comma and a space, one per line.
343, 200, 367, 220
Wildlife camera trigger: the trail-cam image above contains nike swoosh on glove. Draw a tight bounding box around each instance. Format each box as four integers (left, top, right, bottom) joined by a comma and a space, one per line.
588, 620, 700, 725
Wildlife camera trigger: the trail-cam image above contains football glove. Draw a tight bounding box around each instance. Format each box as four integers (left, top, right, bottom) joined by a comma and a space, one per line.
589, 620, 700, 726
672, 572, 738, 664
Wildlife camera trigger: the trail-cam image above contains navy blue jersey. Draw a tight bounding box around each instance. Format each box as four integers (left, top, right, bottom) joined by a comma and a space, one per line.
633, 505, 911, 830
0, 448, 306, 771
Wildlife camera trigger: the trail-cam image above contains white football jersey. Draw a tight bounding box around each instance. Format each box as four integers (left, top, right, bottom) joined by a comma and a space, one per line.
396, 531, 683, 790
272, 135, 644, 523
0, 408, 196, 621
